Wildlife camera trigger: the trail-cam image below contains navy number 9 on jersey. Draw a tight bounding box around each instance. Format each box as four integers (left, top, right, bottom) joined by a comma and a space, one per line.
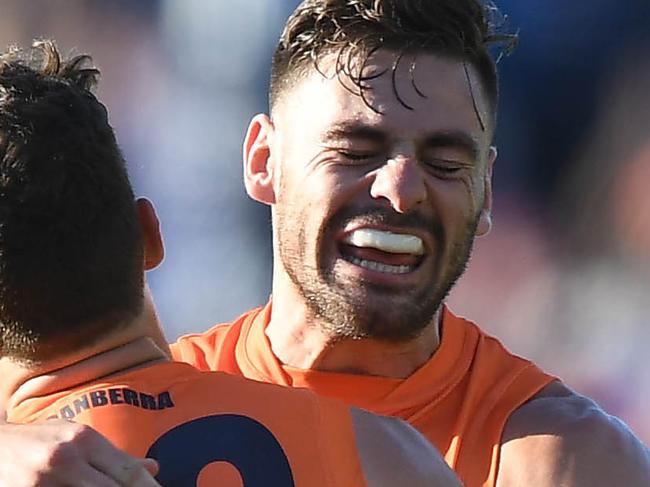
146, 414, 295, 486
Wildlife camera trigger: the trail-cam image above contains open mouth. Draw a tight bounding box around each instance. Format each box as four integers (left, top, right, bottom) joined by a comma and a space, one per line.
338, 228, 425, 275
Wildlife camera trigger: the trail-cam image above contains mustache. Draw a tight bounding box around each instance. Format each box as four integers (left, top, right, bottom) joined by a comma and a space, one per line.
327, 205, 444, 240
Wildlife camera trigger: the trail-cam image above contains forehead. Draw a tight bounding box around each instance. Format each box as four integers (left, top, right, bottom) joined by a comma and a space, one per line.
274, 50, 492, 142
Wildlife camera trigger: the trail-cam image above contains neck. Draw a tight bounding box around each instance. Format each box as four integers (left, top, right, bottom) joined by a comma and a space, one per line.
267, 277, 442, 379
0, 296, 170, 411
2, 337, 169, 412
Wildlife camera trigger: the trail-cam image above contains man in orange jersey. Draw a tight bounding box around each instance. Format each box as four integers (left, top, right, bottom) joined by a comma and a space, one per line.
169, 1, 650, 486
2, 1, 650, 487
0, 41, 462, 487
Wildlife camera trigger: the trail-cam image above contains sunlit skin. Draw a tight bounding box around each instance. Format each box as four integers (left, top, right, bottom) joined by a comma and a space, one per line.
244, 51, 496, 378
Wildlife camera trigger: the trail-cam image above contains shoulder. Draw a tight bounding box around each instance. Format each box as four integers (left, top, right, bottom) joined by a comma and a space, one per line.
175, 306, 263, 349
498, 380, 650, 487
170, 306, 264, 369
172, 321, 236, 352
350, 409, 462, 487
169, 322, 233, 369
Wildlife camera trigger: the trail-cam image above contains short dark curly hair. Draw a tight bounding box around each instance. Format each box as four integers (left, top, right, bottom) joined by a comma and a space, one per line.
0, 41, 143, 364
270, 0, 516, 125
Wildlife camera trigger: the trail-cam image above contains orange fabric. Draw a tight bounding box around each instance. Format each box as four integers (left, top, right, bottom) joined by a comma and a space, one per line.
8, 362, 366, 487
172, 302, 556, 487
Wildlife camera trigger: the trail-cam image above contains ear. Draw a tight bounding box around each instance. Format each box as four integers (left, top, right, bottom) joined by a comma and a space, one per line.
476, 146, 497, 237
243, 113, 276, 205
136, 198, 165, 270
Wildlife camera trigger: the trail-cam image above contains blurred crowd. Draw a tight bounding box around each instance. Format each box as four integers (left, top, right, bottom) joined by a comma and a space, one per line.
0, 0, 648, 442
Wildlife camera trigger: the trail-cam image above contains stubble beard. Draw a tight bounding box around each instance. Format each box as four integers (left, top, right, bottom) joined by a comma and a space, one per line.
276, 203, 480, 344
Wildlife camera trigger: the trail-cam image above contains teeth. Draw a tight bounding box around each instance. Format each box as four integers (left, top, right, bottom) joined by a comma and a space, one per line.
343, 228, 424, 255
346, 256, 414, 274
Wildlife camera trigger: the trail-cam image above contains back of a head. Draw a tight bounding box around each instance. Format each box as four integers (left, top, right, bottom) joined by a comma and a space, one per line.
0, 41, 143, 365
270, 0, 516, 122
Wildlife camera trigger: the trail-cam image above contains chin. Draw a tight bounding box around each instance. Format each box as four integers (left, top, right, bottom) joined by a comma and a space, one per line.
328, 294, 438, 342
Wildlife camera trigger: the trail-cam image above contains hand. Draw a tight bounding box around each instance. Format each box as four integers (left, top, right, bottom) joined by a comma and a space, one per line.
0, 420, 162, 486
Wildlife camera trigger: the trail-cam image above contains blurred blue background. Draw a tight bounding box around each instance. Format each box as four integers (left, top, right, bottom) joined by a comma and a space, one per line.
1, 0, 648, 442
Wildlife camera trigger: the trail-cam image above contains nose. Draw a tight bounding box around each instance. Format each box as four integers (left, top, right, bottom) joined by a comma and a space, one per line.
369, 156, 427, 213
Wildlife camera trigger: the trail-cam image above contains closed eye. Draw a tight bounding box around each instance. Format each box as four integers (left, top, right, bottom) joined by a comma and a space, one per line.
422, 159, 465, 176
336, 150, 382, 162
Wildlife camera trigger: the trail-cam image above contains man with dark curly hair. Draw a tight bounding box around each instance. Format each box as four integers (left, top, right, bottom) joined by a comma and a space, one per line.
1, 1, 649, 486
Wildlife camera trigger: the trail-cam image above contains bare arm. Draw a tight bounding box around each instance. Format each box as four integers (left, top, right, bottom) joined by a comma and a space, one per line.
498, 381, 650, 487
0, 418, 161, 487
351, 408, 463, 487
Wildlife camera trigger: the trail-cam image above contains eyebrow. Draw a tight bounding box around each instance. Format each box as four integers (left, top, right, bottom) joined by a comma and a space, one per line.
420, 131, 480, 161
323, 122, 388, 144
323, 123, 480, 160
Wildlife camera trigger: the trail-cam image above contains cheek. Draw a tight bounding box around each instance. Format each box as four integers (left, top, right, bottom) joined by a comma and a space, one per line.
277, 179, 335, 251
301, 166, 357, 217
429, 177, 480, 221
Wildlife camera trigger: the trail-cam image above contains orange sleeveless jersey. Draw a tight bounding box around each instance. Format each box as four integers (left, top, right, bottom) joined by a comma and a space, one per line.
8, 362, 366, 487
171, 302, 556, 487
